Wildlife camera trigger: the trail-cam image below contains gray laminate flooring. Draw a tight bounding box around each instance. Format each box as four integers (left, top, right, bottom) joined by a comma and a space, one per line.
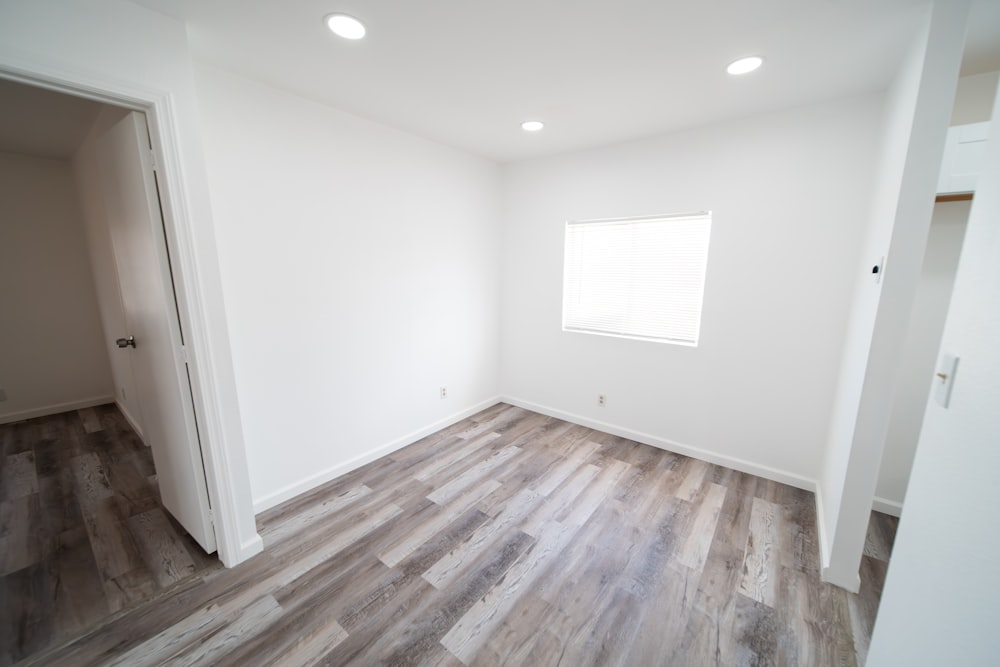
5, 403, 896, 666
0, 405, 221, 665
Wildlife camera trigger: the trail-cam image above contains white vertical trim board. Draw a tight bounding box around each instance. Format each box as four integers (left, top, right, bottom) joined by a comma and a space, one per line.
815, 484, 860, 593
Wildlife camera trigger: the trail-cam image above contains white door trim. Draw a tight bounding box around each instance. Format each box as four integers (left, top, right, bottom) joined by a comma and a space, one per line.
0, 61, 263, 566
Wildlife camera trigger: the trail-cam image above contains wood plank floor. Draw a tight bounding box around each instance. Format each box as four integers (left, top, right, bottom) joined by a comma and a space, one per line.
6, 403, 897, 666
0, 405, 221, 665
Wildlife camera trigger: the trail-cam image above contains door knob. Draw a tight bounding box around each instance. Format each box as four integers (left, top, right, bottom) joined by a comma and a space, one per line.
116, 336, 136, 349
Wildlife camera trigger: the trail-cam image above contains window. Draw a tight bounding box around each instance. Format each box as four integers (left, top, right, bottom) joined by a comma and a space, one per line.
562, 212, 711, 345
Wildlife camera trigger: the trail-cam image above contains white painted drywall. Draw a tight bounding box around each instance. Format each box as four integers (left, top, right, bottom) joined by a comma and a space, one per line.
875, 201, 968, 513
72, 105, 146, 435
867, 79, 1000, 667
0, 151, 113, 422
498, 93, 884, 487
951, 70, 999, 125
817, 1, 968, 591
0, 0, 261, 565
192, 65, 503, 511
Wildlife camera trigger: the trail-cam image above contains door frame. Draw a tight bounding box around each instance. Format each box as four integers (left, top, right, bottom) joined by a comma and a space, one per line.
0, 64, 262, 567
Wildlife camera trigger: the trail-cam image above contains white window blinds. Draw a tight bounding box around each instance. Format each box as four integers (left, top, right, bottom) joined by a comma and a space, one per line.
562, 212, 711, 345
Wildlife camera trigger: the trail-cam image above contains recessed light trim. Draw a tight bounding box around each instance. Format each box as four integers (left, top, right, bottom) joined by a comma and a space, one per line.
521, 120, 544, 132
727, 56, 763, 75
326, 13, 366, 40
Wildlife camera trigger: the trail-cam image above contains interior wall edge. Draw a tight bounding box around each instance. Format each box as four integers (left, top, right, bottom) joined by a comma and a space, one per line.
0, 394, 114, 425
252, 395, 505, 514
814, 491, 900, 589
816, 479, 862, 592
501, 395, 817, 493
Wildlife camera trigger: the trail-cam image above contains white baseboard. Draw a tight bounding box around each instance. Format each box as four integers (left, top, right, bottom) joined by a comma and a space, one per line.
501, 395, 817, 492
233, 534, 264, 566
815, 484, 831, 576
252, 396, 503, 514
116, 401, 145, 442
872, 495, 903, 517
0, 395, 115, 425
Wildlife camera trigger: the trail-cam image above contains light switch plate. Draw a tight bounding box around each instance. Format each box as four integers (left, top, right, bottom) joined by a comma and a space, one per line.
934, 353, 959, 408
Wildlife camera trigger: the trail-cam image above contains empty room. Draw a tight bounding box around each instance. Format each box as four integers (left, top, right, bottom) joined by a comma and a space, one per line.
1, 0, 999, 665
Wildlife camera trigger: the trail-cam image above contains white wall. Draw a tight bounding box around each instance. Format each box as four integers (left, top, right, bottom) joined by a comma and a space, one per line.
818, 1, 968, 591
192, 65, 503, 511
499, 93, 884, 487
951, 70, 999, 125
72, 105, 145, 434
875, 201, 967, 512
0, 151, 113, 422
867, 80, 1000, 667
0, 0, 261, 565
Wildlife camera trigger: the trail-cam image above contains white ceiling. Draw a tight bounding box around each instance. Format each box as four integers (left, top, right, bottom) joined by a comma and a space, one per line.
1, 2, 998, 162
126, 0, 1000, 163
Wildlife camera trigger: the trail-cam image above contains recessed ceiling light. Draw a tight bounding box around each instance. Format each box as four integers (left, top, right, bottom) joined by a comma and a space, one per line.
326, 13, 366, 40
521, 120, 544, 132
727, 56, 763, 75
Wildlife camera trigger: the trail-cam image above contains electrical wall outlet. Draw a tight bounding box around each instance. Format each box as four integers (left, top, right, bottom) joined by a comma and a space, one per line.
598, 394, 606, 407
0, 388, 7, 402
440, 386, 447, 399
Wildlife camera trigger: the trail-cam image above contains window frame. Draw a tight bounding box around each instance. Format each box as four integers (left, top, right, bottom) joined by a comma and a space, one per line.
561, 211, 712, 346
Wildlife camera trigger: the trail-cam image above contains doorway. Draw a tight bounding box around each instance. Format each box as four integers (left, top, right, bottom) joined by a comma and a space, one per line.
0, 77, 215, 549
875, 198, 971, 515
849, 71, 994, 665
0, 78, 222, 658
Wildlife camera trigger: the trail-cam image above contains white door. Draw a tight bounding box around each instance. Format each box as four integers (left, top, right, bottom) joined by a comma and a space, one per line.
96, 111, 217, 553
